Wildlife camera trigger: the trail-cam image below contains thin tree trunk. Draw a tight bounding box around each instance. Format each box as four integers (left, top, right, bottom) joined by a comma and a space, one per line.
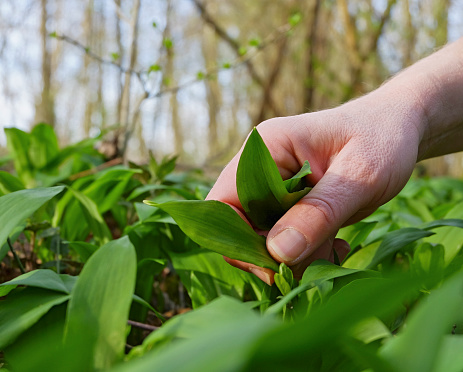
201, 13, 222, 157
303, 0, 321, 111
35, 0, 55, 127
402, 0, 416, 67
423, 0, 451, 176
164, 0, 183, 156
82, 0, 94, 137
114, 0, 124, 125
118, 0, 141, 159
254, 37, 288, 125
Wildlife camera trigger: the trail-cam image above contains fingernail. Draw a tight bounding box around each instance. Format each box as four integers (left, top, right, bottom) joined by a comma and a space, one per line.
249, 267, 273, 286
269, 228, 308, 264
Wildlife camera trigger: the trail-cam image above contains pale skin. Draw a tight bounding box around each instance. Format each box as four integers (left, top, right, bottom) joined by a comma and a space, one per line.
207, 37, 463, 285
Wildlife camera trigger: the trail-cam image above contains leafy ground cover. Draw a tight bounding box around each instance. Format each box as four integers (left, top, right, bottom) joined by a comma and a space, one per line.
1, 124, 463, 372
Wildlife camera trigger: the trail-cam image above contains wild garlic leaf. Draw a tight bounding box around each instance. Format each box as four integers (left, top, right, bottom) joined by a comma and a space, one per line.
283, 160, 312, 193
145, 199, 279, 271
274, 263, 294, 296
236, 128, 312, 230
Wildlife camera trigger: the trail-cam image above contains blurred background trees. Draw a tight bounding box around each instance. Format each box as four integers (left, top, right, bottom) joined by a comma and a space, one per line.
0, 0, 462, 175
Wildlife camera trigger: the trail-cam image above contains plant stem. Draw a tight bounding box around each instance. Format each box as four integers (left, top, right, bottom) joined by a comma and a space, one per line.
127, 320, 159, 332
7, 237, 26, 274
56, 236, 61, 274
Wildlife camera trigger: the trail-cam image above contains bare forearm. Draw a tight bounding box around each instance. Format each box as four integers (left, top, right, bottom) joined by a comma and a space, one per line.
382, 37, 463, 161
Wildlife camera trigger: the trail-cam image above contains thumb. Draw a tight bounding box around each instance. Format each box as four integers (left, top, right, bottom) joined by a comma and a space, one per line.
267, 157, 378, 265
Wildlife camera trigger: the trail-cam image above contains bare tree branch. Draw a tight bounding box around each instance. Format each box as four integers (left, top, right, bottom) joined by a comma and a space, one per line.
191, 0, 289, 118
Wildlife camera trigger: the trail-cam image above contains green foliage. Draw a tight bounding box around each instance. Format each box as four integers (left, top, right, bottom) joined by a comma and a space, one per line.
288, 12, 302, 27
0, 186, 64, 251
163, 38, 173, 49
148, 64, 161, 73
2, 124, 463, 371
64, 237, 136, 369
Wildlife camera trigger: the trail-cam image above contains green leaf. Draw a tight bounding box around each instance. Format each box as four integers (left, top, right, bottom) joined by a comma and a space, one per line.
351, 317, 391, 344
111, 52, 120, 61
274, 263, 293, 296
283, 160, 312, 192
337, 221, 378, 249
0, 170, 25, 194
222, 62, 231, 69
148, 63, 161, 72
29, 123, 60, 170
380, 270, 463, 372
0, 269, 71, 296
341, 337, 395, 372
302, 259, 372, 284
425, 202, 463, 263
236, 128, 311, 230
121, 297, 278, 372
411, 243, 445, 281
163, 38, 173, 49
64, 236, 137, 370
147, 199, 279, 271
66, 241, 98, 262
4, 127, 34, 186
0, 186, 64, 249
196, 71, 205, 80
238, 46, 247, 56
289, 12, 302, 27
0, 287, 70, 350
64, 186, 112, 245
248, 38, 261, 47
248, 274, 424, 370
267, 260, 374, 315
434, 335, 463, 372
367, 228, 434, 269
344, 228, 434, 269
127, 184, 196, 202
420, 218, 463, 231
167, 245, 263, 308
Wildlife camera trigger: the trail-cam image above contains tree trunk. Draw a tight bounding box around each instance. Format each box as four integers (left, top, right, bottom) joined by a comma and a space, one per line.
118, 0, 141, 159
201, 11, 222, 157
303, 0, 321, 111
164, 0, 183, 156
34, 0, 55, 127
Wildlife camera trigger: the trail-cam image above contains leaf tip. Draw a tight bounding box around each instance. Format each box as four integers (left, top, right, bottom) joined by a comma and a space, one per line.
143, 200, 159, 207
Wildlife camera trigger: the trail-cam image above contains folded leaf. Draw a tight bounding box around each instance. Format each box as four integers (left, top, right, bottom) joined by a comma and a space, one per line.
236, 128, 311, 230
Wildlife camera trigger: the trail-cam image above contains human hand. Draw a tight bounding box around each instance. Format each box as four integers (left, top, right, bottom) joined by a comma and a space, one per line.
207, 87, 424, 284
207, 38, 463, 285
